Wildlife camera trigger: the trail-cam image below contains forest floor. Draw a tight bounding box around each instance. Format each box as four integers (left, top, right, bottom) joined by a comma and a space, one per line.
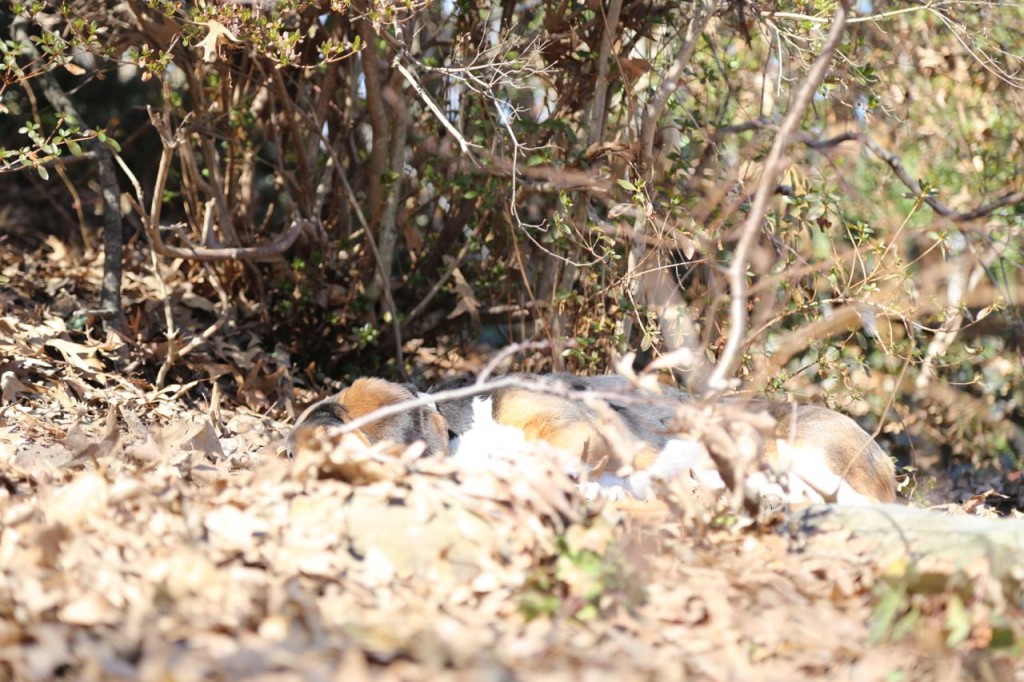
1, 237, 1022, 681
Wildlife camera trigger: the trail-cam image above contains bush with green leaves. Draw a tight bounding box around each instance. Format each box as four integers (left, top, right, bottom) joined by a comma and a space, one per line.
2, 0, 1022, 477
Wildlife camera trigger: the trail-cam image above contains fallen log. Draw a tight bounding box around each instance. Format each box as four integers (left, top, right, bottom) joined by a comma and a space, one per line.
791, 504, 1024, 604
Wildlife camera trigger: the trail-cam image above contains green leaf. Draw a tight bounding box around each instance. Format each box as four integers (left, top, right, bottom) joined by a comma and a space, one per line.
944, 594, 971, 648
102, 134, 121, 152
869, 587, 905, 643
36, 164, 49, 180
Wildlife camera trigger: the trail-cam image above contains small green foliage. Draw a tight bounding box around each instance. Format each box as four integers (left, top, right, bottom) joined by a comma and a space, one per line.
1, 115, 93, 177
520, 523, 641, 622
869, 579, 915, 645
354, 323, 380, 349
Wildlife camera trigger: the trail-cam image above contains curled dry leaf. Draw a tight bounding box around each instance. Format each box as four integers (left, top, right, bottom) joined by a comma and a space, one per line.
1, 370, 37, 405
43, 338, 107, 383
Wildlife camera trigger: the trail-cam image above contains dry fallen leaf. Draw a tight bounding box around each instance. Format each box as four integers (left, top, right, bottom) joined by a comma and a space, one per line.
204, 504, 269, 553
43, 338, 107, 375
2, 370, 38, 405
46, 471, 109, 526
59, 591, 118, 626
197, 20, 241, 63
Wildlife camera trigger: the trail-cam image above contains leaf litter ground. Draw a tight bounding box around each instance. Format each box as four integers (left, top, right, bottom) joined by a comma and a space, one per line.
1, 239, 1022, 681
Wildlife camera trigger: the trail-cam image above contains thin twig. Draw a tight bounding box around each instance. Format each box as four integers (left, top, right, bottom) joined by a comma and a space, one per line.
477, 341, 551, 382
392, 57, 480, 158
763, 3, 938, 25
113, 135, 234, 387
125, 106, 307, 262
859, 134, 1024, 221
401, 241, 472, 330
333, 372, 687, 439
155, 263, 231, 387
335, 162, 409, 381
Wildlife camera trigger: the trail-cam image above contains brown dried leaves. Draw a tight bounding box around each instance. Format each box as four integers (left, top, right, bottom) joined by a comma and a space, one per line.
2, 412, 997, 681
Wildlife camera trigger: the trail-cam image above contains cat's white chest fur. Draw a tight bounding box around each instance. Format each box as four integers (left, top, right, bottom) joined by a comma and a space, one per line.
449, 397, 527, 466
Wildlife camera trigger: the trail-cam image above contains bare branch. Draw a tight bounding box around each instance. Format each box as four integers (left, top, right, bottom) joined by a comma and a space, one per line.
719, 120, 1024, 222
334, 154, 409, 382
122, 107, 308, 263
638, 0, 716, 181
358, 18, 390, 231
858, 134, 1024, 222
367, 76, 410, 303
705, 0, 852, 394
475, 152, 613, 193
749, 304, 866, 388
587, 0, 624, 146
